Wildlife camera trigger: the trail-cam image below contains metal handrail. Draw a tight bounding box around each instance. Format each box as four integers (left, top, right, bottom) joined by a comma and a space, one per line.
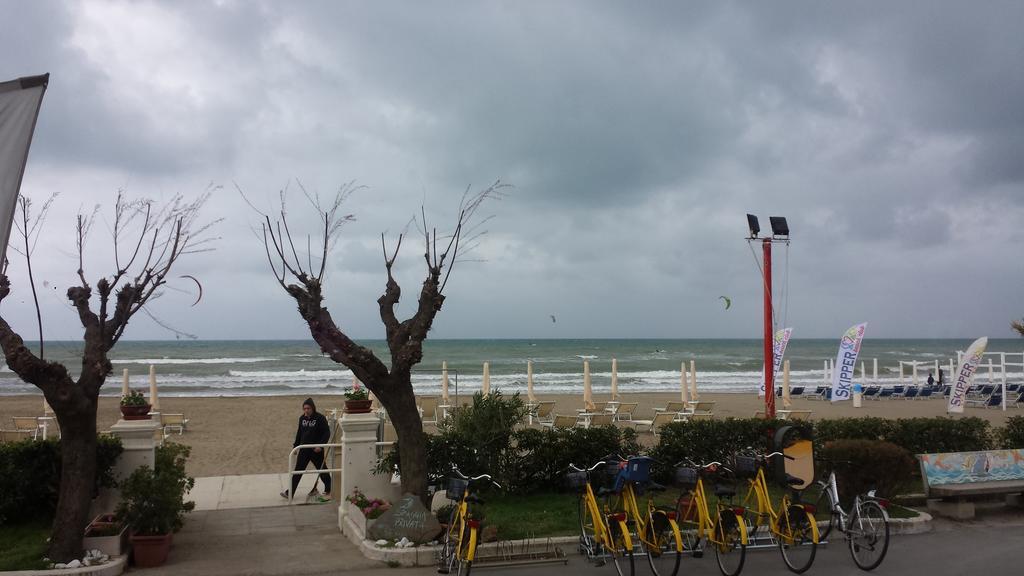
285, 442, 344, 504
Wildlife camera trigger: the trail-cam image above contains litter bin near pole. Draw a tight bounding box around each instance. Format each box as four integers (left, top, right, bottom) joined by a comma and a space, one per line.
853, 383, 863, 408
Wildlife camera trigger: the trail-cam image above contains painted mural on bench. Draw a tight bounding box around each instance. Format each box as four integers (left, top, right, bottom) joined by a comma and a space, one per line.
919, 449, 1024, 486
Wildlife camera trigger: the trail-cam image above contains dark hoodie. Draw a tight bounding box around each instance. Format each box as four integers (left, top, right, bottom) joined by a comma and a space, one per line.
293, 397, 331, 448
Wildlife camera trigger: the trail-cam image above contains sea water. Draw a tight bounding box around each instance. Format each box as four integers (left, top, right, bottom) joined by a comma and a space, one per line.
2, 338, 1023, 397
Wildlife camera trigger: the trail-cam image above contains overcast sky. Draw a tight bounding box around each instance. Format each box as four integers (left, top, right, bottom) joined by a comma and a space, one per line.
1, 0, 1022, 341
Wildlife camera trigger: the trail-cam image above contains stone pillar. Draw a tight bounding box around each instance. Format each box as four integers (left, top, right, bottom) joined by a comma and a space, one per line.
338, 412, 401, 533
92, 418, 162, 515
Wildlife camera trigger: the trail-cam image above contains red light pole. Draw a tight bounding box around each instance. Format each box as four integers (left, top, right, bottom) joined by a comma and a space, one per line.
762, 237, 775, 419
747, 214, 788, 420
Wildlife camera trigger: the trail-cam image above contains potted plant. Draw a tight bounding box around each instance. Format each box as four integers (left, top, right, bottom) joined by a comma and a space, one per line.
345, 487, 390, 537
116, 443, 195, 567
83, 513, 128, 557
119, 389, 152, 420
343, 382, 373, 413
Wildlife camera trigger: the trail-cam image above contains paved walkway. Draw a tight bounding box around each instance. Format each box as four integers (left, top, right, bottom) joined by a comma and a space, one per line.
141, 474, 391, 575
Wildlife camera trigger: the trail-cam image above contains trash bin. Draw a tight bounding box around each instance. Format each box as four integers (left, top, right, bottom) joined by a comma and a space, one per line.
853, 383, 863, 408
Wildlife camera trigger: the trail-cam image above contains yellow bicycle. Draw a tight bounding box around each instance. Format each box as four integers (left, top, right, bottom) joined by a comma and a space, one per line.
439, 468, 500, 575
736, 451, 818, 574
674, 460, 748, 576
604, 456, 684, 576
567, 459, 634, 576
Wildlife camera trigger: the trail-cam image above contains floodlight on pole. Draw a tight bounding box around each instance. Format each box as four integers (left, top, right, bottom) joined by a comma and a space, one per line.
745, 214, 791, 420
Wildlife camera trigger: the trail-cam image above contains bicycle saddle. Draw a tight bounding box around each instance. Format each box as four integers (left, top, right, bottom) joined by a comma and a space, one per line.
714, 485, 736, 498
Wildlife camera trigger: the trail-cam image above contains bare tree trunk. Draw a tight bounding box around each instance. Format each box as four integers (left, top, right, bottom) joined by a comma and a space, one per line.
376, 372, 428, 498
47, 396, 98, 561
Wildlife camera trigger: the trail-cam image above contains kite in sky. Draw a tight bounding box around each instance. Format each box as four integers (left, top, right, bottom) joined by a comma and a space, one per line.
719, 296, 731, 310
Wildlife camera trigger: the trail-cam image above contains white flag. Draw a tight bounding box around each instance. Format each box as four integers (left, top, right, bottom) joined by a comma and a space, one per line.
759, 327, 793, 397
947, 337, 988, 414
831, 323, 867, 402
0, 73, 48, 259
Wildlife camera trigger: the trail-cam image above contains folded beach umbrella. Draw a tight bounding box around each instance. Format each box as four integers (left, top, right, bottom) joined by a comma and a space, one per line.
610, 358, 619, 400
482, 362, 491, 395
149, 365, 160, 412
121, 368, 130, 398
583, 360, 595, 411
441, 361, 450, 404
527, 360, 536, 402
680, 362, 689, 404
782, 360, 792, 408
689, 360, 698, 401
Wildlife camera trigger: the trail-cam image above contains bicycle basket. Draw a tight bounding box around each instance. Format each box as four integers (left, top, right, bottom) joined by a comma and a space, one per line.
565, 471, 588, 490
733, 456, 758, 479
446, 477, 469, 500
623, 456, 654, 483
675, 467, 698, 487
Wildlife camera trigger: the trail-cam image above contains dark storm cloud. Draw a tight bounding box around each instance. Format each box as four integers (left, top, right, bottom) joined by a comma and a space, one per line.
0, 0, 1021, 340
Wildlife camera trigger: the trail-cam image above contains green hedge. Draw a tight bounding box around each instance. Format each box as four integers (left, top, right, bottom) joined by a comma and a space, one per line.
998, 416, 1024, 449
817, 439, 917, 503
0, 435, 123, 524
815, 416, 994, 454
646, 418, 812, 482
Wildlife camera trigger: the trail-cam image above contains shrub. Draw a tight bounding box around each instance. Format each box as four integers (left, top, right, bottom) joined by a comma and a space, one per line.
814, 417, 895, 444
997, 416, 1024, 449
506, 426, 642, 493
888, 417, 993, 454
0, 435, 122, 524
816, 439, 917, 504
647, 418, 812, 483
116, 442, 194, 535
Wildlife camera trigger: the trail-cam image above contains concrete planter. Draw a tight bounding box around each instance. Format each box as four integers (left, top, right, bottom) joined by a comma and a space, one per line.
346, 501, 378, 538
83, 515, 128, 557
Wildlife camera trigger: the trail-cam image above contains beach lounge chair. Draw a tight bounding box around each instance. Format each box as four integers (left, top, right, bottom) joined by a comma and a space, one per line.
876, 387, 894, 400
753, 410, 766, 419
633, 411, 677, 436
917, 387, 934, 400
587, 413, 615, 428
531, 401, 556, 426
417, 396, 439, 426
982, 394, 1003, 409
1013, 391, 1024, 408
688, 412, 714, 421
613, 402, 638, 422
890, 385, 905, 398
903, 387, 920, 400
863, 386, 880, 399
161, 413, 189, 437
781, 410, 813, 421
542, 414, 582, 430
807, 386, 827, 400
577, 402, 608, 415
689, 401, 715, 415
11, 417, 40, 440
653, 401, 686, 414
790, 387, 805, 397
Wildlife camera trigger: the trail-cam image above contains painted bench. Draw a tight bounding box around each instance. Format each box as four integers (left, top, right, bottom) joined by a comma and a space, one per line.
918, 448, 1024, 519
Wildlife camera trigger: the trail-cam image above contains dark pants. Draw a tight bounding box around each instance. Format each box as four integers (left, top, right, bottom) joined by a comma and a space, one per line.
291, 448, 331, 495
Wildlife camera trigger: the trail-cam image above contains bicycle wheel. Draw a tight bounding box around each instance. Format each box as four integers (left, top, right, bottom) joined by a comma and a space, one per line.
778, 505, 817, 574
643, 511, 681, 576
848, 500, 889, 571
457, 526, 476, 576
608, 517, 635, 576
578, 495, 601, 559
675, 496, 703, 558
812, 486, 836, 542
438, 509, 460, 574
713, 511, 746, 576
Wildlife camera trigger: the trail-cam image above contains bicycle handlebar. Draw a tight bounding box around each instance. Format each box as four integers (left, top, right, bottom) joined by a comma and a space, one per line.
568, 461, 606, 473
450, 467, 501, 488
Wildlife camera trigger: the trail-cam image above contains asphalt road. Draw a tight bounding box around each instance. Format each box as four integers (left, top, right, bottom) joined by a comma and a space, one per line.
353, 513, 1024, 576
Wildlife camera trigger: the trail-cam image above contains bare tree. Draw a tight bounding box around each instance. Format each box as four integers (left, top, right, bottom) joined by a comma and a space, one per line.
0, 190, 215, 562
253, 180, 506, 501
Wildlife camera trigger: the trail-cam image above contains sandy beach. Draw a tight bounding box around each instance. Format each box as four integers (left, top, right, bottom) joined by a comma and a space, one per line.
1, 392, 1019, 478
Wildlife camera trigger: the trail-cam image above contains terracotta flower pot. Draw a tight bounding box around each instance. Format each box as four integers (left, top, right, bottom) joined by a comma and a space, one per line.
120, 404, 152, 420
130, 532, 172, 567
343, 399, 373, 414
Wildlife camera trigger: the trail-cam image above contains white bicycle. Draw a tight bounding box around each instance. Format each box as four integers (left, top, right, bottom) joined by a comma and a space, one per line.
812, 460, 890, 571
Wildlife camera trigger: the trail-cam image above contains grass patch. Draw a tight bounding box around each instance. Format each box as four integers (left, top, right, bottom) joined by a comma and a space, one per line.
886, 504, 919, 519
484, 492, 580, 540
0, 519, 50, 571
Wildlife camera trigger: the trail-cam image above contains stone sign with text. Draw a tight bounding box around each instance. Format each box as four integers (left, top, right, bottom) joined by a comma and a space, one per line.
366, 493, 442, 544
